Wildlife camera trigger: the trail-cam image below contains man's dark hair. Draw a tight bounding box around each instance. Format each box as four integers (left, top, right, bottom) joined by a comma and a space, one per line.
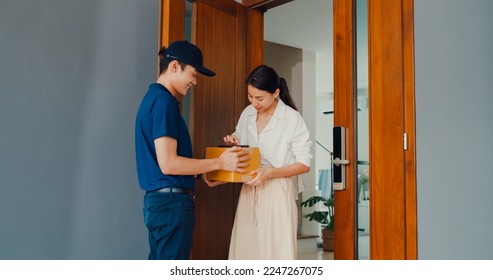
158, 46, 187, 74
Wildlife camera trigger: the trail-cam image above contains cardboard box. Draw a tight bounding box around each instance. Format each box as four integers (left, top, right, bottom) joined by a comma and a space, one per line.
205, 146, 260, 182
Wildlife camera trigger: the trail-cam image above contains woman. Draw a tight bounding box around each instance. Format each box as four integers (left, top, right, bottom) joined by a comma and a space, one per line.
224, 65, 312, 259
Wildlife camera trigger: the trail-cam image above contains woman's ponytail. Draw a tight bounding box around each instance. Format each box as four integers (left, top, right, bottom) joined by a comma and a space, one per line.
278, 77, 298, 111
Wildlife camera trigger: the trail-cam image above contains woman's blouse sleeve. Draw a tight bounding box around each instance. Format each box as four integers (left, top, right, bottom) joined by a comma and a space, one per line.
290, 113, 312, 167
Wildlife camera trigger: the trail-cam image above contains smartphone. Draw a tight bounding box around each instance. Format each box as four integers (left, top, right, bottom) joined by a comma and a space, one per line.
217, 145, 249, 148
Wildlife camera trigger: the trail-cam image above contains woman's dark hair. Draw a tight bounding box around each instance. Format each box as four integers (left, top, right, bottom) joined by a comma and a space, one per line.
158, 46, 187, 74
245, 65, 298, 111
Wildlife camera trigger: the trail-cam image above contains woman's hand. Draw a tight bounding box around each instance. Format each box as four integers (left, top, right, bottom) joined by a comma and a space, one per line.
203, 176, 227, 187
223, 134, 240, 146
245, 167, 274, 187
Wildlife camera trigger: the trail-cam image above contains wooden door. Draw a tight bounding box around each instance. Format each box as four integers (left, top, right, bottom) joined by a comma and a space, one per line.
191, 0, 260, 260
333, 0, 357, 259
367, 0, 417, 259
333, 0, 417, 259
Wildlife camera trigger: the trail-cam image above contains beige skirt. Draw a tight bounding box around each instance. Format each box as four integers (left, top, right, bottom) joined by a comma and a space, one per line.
228, 177, 298, 260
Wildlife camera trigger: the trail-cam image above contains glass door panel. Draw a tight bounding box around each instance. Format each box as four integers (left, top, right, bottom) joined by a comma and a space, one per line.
356, 0, 369, 260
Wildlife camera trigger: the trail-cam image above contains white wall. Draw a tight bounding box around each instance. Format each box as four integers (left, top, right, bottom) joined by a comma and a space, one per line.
0, 0, 158, 259
415, 0, 493, 259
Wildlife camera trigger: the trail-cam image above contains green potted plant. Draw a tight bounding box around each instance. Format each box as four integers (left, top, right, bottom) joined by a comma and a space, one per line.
300, 194, 334, 251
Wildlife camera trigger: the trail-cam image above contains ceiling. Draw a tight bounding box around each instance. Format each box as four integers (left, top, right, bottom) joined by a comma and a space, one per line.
263, 0, 332, 53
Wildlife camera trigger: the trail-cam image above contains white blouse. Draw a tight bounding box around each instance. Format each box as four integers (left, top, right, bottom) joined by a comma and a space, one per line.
233, 99, 312, 171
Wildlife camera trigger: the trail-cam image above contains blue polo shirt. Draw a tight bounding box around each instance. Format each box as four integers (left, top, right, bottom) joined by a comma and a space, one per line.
135, 83, 194, 191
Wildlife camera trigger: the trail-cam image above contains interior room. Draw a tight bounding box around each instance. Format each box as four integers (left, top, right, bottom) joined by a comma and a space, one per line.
263, 0, 369, 260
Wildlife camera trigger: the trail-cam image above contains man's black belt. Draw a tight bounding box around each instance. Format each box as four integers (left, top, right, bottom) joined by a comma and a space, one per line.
153, 187, 194, 197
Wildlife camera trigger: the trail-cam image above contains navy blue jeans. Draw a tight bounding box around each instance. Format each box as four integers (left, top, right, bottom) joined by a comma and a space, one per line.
143, 191, 195, 260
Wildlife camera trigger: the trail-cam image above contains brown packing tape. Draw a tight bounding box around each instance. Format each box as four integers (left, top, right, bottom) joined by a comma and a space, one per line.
204, 147, 260, 183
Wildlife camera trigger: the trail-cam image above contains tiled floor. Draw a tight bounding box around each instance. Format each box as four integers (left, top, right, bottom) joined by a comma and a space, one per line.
297, 248, 334, 260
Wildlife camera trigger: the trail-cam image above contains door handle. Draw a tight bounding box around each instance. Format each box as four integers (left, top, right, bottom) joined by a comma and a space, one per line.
333, 126, 347, 190
333, 158, 350, 166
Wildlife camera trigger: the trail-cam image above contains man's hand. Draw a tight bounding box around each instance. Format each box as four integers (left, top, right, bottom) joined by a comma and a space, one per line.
218, 146, 250, 172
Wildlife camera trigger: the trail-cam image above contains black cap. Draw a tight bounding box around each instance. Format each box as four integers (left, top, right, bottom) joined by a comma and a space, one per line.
165, 40, 216, 77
